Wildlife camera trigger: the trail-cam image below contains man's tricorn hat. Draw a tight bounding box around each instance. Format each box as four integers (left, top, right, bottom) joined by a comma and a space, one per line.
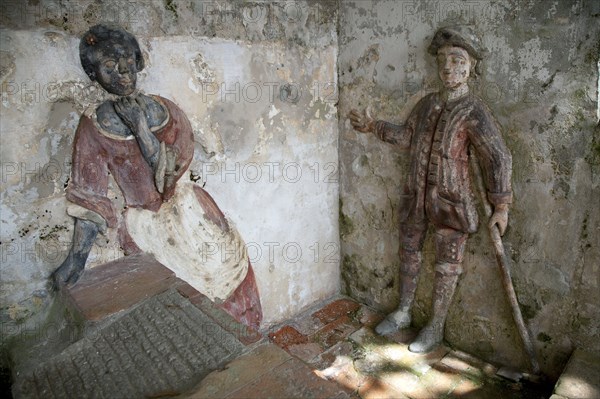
427, 26, 485, 60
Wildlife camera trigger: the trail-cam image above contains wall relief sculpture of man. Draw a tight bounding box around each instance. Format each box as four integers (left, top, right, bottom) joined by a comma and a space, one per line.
349, 26, 512, 353
49, 24, 262, 329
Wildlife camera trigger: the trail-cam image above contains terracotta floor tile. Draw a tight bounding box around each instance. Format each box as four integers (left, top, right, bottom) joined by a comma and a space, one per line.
268, 325, 308, 349
313, 299, 361, 324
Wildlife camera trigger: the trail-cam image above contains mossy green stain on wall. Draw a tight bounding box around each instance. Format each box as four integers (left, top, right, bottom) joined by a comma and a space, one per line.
339, 199, 355, 238
164, 0, 178, 20
537, 332, 552, 343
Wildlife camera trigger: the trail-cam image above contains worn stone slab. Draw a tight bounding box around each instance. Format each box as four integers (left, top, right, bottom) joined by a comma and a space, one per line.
554, 349, 600, 399
291, 311, 328, 336
356, 305, 384, 329
321, 362, 367, 394
443, 349, 499, 377
66, 253, 176, 321
312, 315, 362, 349
287, 342, 325, 363
438, 352, 486, 380
358, 377, 410, 399
372, 339, 449, 373
349, 326, 388, 347
13, 289, 246, 399
224, 356, 354, 399
311, 341, 356, 370
187, 343, 292, 399
419, 367, 465, 397
385, 327, 419, 345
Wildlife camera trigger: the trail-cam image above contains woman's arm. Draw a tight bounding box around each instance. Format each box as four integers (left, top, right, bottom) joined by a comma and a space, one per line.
114, 96, 161, 169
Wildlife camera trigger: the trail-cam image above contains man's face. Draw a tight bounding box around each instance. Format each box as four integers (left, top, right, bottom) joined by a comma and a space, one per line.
93, 43, 138, 96
436, 46, 471, 90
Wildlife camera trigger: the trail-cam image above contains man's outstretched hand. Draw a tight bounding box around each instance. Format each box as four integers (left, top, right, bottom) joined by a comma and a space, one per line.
349, 107, 376, 133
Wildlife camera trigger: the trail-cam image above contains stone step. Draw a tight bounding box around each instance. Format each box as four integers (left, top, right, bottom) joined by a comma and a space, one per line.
11, 254, 264, 398
64, 253, 177, 322
551, 349, 600, 399
13, 288, 248, 399
9, 255, 184, 381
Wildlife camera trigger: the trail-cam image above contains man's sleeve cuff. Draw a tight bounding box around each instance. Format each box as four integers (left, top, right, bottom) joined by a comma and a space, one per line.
487, 191, 512, 206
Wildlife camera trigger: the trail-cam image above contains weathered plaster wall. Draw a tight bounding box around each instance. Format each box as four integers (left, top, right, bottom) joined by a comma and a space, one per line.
339, 0, 599, 377
2, 0, 599, 381
0, 0, 339, 348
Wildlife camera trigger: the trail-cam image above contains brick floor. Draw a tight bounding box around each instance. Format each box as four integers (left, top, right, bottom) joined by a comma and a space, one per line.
263, 296, 554, 399
187, 342, 356, 399
14, 286, 557, 399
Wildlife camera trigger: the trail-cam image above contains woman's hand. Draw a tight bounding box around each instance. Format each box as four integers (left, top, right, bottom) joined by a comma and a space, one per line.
114, 95, 148, 132
114, 95, 160, 169
349, 107, 376, 133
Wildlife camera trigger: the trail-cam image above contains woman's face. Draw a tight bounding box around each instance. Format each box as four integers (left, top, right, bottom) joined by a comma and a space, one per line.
93, 43, 137, 96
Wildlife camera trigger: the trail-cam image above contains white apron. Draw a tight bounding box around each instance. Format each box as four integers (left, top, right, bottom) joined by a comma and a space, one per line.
126, 182, 248, 302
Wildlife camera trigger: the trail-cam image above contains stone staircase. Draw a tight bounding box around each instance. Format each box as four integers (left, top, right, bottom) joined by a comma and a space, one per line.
10, 254, 263, 399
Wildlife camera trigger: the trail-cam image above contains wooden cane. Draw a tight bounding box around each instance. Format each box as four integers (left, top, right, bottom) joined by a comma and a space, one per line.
470, 152, 541, 375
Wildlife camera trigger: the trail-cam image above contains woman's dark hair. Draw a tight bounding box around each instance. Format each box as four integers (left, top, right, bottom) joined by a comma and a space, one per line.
79, 24, 144, 81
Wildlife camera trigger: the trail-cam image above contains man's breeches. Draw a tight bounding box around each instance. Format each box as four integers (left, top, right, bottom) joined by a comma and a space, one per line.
399, 222, 468, 276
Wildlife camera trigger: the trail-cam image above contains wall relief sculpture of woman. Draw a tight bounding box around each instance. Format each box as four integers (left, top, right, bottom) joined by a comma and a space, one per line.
50, 24, 262, 329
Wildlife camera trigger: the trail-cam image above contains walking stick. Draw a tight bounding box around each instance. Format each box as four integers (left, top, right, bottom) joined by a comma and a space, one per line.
470, 152, 541, 376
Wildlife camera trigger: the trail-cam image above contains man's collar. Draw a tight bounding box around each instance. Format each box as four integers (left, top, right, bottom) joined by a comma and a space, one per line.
443, 84, 469, 102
